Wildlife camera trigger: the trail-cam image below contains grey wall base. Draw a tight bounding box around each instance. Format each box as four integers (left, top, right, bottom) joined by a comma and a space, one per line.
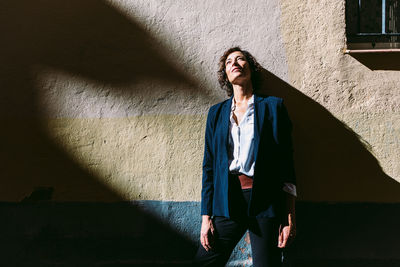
1, 201, 399, 266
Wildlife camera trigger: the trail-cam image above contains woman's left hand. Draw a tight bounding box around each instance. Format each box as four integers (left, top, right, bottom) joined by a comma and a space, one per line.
278, 213, 296, 248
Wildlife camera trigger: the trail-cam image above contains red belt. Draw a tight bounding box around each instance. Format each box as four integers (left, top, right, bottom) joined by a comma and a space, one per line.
238, 174, 253, 189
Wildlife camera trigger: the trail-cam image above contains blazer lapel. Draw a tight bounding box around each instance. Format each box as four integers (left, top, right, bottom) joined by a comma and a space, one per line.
254, 95, 266, 163
220, 96, 232, 165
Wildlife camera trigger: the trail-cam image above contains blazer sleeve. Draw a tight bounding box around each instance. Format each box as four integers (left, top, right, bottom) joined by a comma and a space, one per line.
277, 100, 297, 186
200, 107, 215, 215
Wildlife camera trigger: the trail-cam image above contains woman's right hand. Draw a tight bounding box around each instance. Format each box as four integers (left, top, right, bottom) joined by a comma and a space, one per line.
200, 215, 215, 251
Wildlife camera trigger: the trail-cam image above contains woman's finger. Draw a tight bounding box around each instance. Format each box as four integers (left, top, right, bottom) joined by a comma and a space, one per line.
277, 225, 283, 247
280, 230, 288, 248
201, 233, 211, 251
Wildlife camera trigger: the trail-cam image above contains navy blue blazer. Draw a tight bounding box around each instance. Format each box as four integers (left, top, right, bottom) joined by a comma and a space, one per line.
201, 94, 296, 219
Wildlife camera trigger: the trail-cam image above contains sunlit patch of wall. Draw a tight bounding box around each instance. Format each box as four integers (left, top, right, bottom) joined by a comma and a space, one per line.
33, 69, 206, 201
279, 0, 400, 199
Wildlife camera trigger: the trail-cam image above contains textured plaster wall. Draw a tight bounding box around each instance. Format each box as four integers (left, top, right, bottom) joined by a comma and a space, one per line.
1, 0, 399, 203
43, 116, 204, 201
279, 0, 400, 201
1, 0, 289, 202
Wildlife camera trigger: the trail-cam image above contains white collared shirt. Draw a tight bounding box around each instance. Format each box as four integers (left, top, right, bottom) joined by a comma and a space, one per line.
228, 95, 297, 197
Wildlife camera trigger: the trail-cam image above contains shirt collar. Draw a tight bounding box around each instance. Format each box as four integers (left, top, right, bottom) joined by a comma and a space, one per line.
231, 94, 254, 109
230, 94, 254, 124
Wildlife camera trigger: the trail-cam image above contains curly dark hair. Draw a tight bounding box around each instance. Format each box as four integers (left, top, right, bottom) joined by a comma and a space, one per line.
217, 47, 262, 97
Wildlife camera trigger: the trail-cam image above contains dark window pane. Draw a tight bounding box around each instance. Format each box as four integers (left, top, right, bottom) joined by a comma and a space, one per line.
360, 0, 382, 33
346, 0, 400, 45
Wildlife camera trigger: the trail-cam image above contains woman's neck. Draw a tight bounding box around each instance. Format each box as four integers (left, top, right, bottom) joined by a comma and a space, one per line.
232, 82, 253, 104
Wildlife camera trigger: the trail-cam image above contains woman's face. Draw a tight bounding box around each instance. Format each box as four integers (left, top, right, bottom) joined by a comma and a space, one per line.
225, 51, 251, 85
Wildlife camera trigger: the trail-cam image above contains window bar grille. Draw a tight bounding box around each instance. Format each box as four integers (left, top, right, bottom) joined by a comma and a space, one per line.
357, 0, 361, 34
382, 0, 386, 34
356, 0, 400, 36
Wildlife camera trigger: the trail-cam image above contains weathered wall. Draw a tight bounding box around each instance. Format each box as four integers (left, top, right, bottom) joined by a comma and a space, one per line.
1, 0, 400, 265
1, 0, 289, 203
2, 0, 399, 203
279, 0, 400, 202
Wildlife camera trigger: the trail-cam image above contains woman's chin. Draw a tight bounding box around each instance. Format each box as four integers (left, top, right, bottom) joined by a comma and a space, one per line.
230, 77, 251, 86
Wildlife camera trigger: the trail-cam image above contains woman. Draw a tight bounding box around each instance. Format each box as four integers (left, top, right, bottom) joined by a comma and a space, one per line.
194, 47, 297, 267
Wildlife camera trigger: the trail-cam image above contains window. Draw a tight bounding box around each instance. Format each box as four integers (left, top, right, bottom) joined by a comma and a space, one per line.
346, 0, 400, 51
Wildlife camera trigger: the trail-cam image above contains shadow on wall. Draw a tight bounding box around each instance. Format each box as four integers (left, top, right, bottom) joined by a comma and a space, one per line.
258, 70, 400, 265
0, 0, 203, 201
2, 202, 197, 266
0, 0, 203, 265
348, 53, 400, 71
258, 68, 400, 202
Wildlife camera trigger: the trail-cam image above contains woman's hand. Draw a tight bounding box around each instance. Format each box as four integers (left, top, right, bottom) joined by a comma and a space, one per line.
200, 215, 215, 251
278, 213, 296, 248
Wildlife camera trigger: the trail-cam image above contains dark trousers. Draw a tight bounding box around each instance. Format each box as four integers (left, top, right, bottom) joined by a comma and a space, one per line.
194, 185, 282, 267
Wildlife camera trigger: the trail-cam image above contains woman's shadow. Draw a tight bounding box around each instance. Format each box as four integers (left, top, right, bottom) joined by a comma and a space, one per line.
258, 68, 400, 202
258, 68, 400, 264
